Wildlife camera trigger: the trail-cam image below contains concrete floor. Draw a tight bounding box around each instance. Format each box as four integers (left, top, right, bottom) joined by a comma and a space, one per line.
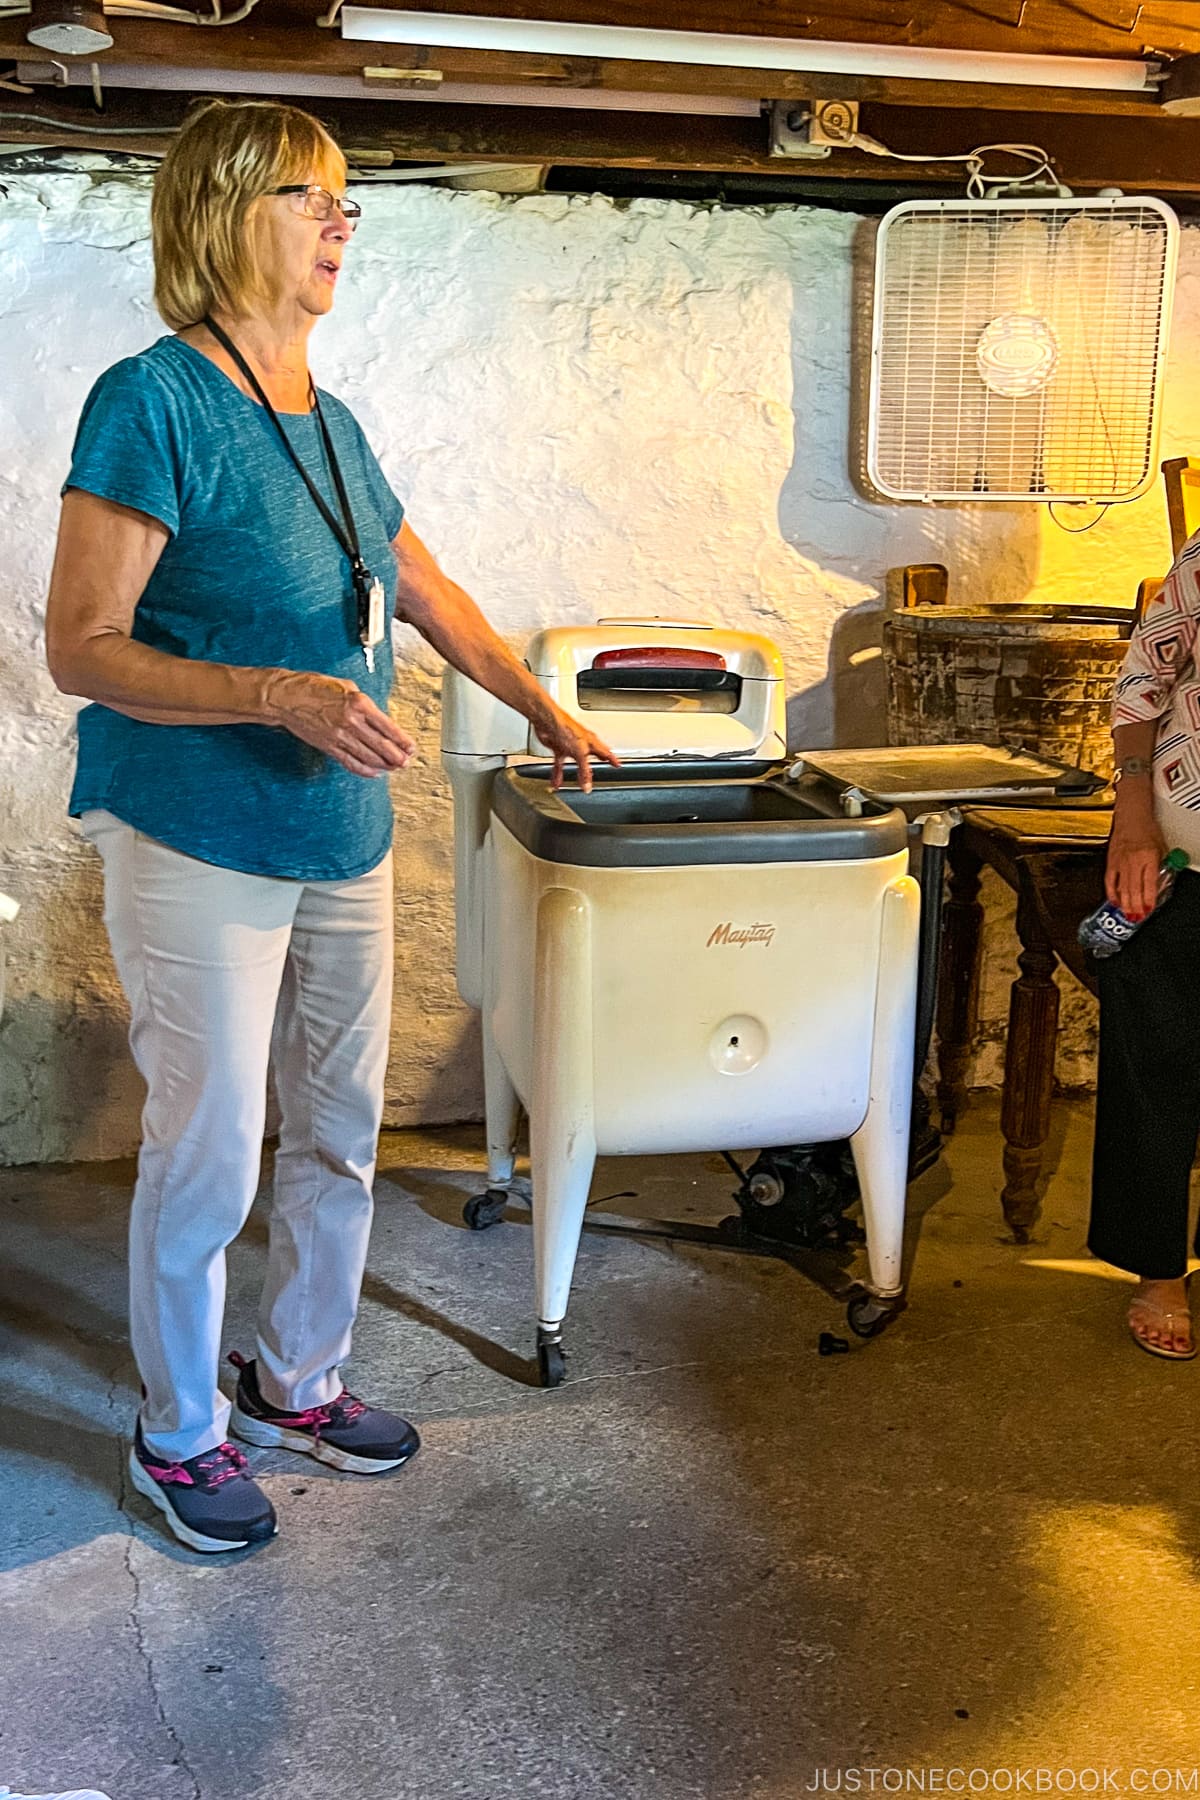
2, 1096, 1199, 1800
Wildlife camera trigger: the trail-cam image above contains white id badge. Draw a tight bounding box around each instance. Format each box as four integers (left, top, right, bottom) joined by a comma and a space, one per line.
361, 577, 386, 671
365, 576, 386, 649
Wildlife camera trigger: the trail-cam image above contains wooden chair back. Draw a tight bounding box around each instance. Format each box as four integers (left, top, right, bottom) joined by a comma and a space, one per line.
1162, 456, 1200, 558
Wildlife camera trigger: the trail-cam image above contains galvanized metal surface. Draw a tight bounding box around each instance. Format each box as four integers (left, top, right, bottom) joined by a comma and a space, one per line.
885, 607, 1127, 778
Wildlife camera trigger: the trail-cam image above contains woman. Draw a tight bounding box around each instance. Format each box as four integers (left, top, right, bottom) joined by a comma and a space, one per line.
45, 97, 617, 1552
1090, 547, 1200, 1360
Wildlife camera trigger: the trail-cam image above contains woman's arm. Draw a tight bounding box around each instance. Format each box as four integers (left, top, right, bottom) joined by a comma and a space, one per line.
47, 490, 277, 725
1106, 720, 1164, 918
393, 521, 618, 790
1103, 561, 1200, 917
46, 490, 414, 778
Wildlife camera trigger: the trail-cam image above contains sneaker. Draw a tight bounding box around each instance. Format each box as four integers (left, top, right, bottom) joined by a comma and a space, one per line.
228, 1353, 421, 1474
128, 1420, 278, 1554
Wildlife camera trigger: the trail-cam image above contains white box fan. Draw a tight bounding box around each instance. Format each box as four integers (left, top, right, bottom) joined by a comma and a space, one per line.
867, 196, 1179, 504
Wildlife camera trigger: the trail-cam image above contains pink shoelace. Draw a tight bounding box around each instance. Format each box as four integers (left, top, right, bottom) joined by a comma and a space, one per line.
149, 1443, 249, 1490
280, 1391, 367, 1441
228, 1351, 367, 1443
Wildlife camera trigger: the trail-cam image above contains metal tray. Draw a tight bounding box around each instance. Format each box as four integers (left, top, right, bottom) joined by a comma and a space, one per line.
792, 743, 1106, 805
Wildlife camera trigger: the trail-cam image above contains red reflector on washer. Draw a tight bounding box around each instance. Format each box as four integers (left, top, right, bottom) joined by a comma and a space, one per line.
591, 648, 727, 671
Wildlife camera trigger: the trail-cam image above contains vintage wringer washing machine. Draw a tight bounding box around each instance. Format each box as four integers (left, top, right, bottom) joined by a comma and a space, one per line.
441, 621, 920, 1384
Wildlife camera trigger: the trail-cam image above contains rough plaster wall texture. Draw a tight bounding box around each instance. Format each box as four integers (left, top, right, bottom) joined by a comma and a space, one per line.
1, 177, 1196, 1163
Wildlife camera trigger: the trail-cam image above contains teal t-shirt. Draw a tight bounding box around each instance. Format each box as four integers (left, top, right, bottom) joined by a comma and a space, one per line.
65, 335, 404, 880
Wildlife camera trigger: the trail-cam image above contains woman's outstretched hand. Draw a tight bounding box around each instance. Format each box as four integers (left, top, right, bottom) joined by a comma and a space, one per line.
267, 669, 416, 778
534, 704, 621, 793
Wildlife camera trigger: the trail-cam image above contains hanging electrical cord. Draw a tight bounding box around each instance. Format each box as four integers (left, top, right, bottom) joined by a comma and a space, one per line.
1048, 501, 1113, 532
0, 109, 177, 133
101, 0, 263, 25
829, 128, 1063, 198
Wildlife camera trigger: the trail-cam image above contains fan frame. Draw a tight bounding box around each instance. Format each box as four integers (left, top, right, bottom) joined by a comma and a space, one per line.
866, 195, 1180, 506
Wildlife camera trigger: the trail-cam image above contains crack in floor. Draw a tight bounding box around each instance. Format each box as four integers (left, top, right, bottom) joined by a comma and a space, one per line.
110, 1369, 203, 1800
122, 1531, 203, 1800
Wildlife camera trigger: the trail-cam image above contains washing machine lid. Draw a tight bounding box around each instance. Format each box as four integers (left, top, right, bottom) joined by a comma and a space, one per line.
523, 620, 788, 765
492, 767, 908, 868
794, 743, 1106, 805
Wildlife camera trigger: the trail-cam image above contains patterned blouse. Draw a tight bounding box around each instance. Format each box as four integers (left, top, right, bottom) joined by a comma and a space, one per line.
1113, 534, 1200, 864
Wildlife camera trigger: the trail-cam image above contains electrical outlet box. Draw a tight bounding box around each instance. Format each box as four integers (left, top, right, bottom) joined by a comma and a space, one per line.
808, 99, 860, 146
767, 102, 831, 160
768, 98, 859, 159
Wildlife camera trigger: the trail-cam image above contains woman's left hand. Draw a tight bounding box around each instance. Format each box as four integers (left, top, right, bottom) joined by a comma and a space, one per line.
535, 704, 621, 793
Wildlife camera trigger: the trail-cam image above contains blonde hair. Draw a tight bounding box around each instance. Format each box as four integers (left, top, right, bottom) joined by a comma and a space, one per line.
151, 98, 346, 331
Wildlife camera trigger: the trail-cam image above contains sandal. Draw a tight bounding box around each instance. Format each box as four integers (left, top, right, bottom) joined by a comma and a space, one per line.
1127, 1278, 1196, 1362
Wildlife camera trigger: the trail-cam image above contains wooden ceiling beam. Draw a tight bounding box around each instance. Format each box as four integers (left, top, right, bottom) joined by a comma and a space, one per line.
282, 0, 1200, 58
1161, 53, 1200, 114
0, 22, 1172, 118
855, 98, 1200, 188
12, 89, 769, 163
7, 86, 1200, 190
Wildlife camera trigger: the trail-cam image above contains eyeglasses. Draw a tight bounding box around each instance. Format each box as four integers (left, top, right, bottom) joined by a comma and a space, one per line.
271, 184, 362, 228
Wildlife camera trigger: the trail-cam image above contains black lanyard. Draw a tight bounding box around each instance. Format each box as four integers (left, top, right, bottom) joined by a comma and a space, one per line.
202, 315, 374, 622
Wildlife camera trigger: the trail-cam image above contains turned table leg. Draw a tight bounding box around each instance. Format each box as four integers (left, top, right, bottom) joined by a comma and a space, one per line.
999, 883, 1060, 1241
936, 835, 984, 1135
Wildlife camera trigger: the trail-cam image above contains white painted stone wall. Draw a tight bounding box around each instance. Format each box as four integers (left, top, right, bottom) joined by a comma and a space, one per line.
2, 174, 1197, 1163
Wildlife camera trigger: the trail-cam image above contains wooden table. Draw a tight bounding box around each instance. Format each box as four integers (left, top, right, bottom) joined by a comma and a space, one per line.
935, 805, 1111, 1240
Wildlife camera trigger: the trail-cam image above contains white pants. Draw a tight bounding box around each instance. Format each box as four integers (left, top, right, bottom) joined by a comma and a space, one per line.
81, 811, 394, 1463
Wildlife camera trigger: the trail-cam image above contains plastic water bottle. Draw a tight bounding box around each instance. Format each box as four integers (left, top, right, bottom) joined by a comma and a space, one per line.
1078, 848, 1191, 958
0, 1790, 113, 1799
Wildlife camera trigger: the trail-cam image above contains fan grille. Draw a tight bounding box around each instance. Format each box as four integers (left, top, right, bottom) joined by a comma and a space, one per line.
868, 199, 1177, 504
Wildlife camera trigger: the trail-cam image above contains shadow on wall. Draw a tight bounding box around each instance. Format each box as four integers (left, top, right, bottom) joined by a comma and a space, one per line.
388, 1007, 484, 1131
0, 845, 143, 1168
385, 691, 487, 1130
787, 597, 890, 750
0, 803, 486, 1162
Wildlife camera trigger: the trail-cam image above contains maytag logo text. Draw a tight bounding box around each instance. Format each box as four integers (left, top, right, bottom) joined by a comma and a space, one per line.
706, 921, 776, 949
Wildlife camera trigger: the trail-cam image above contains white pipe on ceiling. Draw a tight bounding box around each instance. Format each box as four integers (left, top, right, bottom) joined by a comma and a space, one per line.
30, 58, 760, 114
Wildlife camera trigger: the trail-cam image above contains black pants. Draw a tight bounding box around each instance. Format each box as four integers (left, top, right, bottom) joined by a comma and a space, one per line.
1089, 867, 1200, 1280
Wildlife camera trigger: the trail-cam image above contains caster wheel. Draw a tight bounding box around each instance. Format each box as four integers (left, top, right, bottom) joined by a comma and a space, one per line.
847, 1295, 902, 1339
537, 1337, 567, 1388
463, 1189, 508, 1231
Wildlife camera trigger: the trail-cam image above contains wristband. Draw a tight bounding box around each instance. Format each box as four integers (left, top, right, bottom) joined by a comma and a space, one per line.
1116, 756, 1151, 780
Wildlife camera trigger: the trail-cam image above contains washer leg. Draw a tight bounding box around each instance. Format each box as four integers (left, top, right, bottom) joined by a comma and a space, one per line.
530, 887, 595, 1352
482, 1004, 520, 1188
851, 876, 920, 1298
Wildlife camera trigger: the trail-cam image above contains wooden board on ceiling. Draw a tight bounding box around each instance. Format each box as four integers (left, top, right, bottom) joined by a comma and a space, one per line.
0, 16, 1181, 118
250, 0, 1200, 57
0, 32, 1168, 117
3, 0, 1198, 124
4, 0, 1199, 171
7, 86, 1200, 190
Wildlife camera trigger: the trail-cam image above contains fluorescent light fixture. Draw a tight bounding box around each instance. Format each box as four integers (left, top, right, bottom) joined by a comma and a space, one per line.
340, 7, 1158, 94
